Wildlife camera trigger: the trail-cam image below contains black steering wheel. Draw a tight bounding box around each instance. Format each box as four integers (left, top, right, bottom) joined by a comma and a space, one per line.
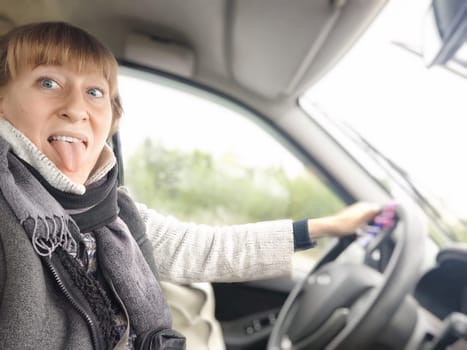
267, 201, 426, 349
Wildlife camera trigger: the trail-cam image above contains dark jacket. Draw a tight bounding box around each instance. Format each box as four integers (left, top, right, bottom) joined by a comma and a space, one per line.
0, 188, 180, 350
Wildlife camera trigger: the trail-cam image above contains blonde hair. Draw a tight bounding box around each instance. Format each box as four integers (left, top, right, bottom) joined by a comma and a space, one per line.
0, 22, 122, 135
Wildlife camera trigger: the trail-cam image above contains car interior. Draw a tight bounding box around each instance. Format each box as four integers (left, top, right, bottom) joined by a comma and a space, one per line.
1, 0, 467, 349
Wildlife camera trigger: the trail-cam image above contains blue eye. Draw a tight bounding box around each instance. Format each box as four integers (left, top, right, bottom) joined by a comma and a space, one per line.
87, 88, 104, 98
40, 79, 59, 89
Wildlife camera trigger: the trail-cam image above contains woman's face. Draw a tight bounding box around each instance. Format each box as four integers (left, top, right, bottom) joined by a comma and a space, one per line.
0, 64, 113, 184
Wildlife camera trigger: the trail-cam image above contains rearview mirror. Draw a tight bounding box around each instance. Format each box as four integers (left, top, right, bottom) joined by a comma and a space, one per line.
423, 0, 467, 76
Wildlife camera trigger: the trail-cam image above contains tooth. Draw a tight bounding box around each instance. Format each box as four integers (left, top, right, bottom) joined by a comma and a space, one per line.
50, 136, 81, 143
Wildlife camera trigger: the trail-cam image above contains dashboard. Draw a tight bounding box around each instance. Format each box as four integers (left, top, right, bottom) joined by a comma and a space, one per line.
410, 244, 467, 349
414, 245, 467, 319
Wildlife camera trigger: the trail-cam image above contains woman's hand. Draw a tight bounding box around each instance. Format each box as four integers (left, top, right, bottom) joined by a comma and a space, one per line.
307, 202, 382, 239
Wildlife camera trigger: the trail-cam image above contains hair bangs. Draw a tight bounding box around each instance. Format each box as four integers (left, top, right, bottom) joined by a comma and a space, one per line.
6, 22, 118, 96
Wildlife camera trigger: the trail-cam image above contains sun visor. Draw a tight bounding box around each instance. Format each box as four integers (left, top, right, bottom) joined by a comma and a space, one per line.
230, 0, 387, 99
124, 32, 195, 78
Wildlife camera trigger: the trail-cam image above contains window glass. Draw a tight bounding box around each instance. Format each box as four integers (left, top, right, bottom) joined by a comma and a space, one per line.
118, 67, 345, 267
302, 0, 467, 243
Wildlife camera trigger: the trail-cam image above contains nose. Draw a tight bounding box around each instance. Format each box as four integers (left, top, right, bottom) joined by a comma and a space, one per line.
59, 88, 89, 122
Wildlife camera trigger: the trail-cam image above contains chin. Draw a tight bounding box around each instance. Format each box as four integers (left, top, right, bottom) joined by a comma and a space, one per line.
60, 169, 88, 185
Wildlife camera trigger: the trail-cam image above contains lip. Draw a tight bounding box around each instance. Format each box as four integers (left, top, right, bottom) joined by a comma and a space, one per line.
47, 131, 89, 147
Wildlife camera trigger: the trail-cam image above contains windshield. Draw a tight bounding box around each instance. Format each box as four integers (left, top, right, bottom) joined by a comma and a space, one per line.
301, 0, 467, 242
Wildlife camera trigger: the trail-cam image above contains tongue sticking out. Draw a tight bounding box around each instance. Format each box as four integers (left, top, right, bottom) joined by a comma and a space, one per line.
50, 140, 86, 172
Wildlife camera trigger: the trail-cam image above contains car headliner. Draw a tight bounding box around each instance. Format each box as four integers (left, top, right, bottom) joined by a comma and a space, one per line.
0, 0, 387, 120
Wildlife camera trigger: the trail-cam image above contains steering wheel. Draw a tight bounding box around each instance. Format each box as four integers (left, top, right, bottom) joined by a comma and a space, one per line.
267, 201, 426, 349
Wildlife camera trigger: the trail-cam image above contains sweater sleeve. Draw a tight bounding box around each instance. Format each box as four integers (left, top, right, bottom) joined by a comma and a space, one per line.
136, 202, 294, 284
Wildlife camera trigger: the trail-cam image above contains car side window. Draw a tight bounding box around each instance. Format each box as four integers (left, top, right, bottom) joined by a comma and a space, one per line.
117, 68, 345, 266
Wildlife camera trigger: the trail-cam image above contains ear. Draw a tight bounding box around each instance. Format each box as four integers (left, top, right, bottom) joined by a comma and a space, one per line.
0, 89, 6, 117
0, 96, 4, 117
0, 102, 5, 119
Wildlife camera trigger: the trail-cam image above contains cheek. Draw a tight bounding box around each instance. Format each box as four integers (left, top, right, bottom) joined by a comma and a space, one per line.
94, 110, 113, 143
4, 98, 44, 132
109, 116, 119, 136
16, 103, 34, 123
104, 109, 114, 135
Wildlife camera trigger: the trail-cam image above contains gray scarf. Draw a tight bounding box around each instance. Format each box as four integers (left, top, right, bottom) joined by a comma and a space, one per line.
0, 137, 78, 257
0, 136, 183, 348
